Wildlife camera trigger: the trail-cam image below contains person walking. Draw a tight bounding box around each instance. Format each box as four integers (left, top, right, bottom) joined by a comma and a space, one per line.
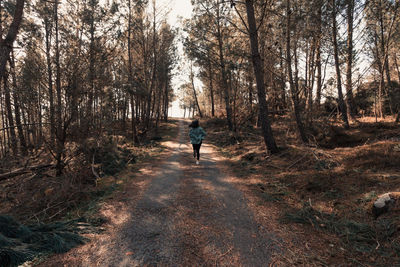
189, 120, 206, 165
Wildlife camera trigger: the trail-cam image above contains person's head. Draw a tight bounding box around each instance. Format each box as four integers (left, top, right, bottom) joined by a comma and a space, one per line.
190, 119, 199, 128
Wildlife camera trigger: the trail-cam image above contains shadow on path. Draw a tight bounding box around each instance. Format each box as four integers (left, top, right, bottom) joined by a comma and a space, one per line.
42, 119, 279, 267
112, 120, 278, 266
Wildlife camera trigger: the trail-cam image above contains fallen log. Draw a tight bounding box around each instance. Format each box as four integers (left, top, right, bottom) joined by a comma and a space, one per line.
0, 164, 54, 181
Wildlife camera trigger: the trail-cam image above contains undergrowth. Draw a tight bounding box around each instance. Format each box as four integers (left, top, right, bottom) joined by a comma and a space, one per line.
281, 203, 399, 257
0, 120, 181, 266
0, 215, 102, 267
203, 116, 400, 266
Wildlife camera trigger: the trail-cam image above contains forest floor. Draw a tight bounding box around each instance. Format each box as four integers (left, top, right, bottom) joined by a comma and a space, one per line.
34, 118, 280, 266
2, 116, 399, 266
203, 115, 400, 266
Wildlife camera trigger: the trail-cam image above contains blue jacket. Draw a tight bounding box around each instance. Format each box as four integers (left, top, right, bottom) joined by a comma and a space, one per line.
189, 127, 206, 144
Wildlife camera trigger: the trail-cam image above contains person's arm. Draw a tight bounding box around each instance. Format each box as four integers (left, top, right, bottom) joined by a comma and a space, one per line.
189, 128, 195, 139
200, 128, 206, 139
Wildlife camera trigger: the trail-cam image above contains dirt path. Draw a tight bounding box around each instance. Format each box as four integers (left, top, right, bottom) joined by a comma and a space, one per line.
41, 120, 278, 267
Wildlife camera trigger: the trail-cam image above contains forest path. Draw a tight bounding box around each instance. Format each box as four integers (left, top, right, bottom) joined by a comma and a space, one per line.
41, 119, 277, 267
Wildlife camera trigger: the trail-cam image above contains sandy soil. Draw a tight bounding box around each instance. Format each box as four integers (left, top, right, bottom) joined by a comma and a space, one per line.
39, 120, 279, 267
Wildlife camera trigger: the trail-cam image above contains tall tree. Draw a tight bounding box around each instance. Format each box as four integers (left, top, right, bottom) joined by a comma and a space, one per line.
127, 0, 139, 144
243, 0, 279, 153
345, 0, 356, 118
0, 0, 25, 80
190, 63, 203, 118
331, 0, 349, 128
285, 0, 308, 142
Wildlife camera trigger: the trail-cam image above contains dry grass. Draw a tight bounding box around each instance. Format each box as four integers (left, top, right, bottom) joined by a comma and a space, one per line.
0, 120, 180, 225
204, 116, 400, 266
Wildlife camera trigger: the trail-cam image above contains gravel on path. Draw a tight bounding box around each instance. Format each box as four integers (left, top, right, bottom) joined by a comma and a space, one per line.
40, 119, 278, 267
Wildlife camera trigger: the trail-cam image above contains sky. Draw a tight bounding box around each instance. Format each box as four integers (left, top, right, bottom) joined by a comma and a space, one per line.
158, 0, 193, 118
161, 0, 193, 26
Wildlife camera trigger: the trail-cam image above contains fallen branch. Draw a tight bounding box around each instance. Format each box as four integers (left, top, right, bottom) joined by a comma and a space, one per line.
92, 154, 101, 187
286, 154, 308, 170
0, 164, 54, 181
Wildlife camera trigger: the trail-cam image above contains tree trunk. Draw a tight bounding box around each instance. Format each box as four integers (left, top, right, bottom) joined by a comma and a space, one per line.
245, 0, 279, 153
86, 2, 96, 133
248, 72, 254, 113
216, 1, 233, 131
122, 95, 127, 130
9, 54, 26, 154
0, 92, 6, 156
345, 0, 356, 118
394, 54, 400, 122
190, 64, 203, 118
373, 32, 385, 118
44, 16, 55, 146
316, 1, 322, 107
2, 74, 17, 154
1, 92, 10, 155
307, 38, 316, 118
286, 0, 308, 143
208, 57, 215, 117
55, 0, 64, 175
0, 0, 25, 81
377, 5, 388, 118
131, 95, 139, 144
331, 0, 349, 128
145, 1, 158, 129
279, 47, 286, 111
128, 0, 139, 144
163, 72, 169, 121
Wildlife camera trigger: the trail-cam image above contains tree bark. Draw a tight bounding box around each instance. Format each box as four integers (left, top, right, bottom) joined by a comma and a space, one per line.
86, 1, 96, 133
286, 0, 308, 143
316, 0, 322, 107
190, 64, 203, 118
394, 54, 400, 122
245, 0, 279, 153
0, 0, 25, 81
54, 0, 64, 175
208, 56, 215, 117
331, 0, 349, 128
163, 67, 169, 121
131, 95, 139, 144
216, 0, 233, 131
307, 39, 316, 117
44, 16, 55, 146
128, 0, 139, 144
145, 0, 158, 129
9, 54, 26, 154
373, 32, 385, 118
2, 74, 17, 154
0, 164, 54, 181
279, 47, 286, 111
345, 0, 356, 118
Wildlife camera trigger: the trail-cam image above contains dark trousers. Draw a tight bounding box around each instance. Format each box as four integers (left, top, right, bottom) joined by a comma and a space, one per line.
192, 142, 202, 160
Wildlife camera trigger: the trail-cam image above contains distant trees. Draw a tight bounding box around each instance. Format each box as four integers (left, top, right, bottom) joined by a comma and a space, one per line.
1, 0, 400, 162
0, 0, 176, 172
183, 0, 400, 153
184, 0, 235, 130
